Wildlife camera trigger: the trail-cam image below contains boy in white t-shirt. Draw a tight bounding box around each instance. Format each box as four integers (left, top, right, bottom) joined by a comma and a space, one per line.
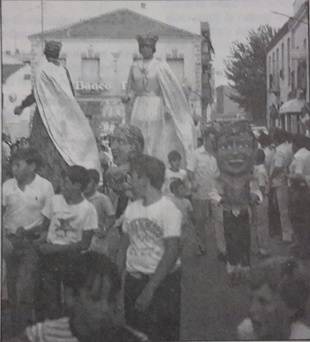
36, 165, 98, 319
117, 154, 182, 342
163, 150, 188, 194
2, 148, 54, 331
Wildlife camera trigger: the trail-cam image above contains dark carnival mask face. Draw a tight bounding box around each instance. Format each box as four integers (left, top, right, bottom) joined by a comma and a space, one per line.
216, 122, 256, 176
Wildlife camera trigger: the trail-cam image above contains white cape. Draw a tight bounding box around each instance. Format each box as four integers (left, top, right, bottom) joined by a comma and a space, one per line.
33, 60, 101, 173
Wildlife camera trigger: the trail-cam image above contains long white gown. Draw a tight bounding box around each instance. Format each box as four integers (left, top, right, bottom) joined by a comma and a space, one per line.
126, 57, 195, 167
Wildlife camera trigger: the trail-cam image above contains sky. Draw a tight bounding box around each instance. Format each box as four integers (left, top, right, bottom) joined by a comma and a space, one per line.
2, 0, 295, 85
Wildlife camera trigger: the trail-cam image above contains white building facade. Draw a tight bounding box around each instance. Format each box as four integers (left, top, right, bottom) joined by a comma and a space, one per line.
29, 9, 203, 137
266, 0, 309, 134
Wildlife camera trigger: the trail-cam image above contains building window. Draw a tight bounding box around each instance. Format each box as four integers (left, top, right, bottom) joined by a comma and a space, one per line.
272, 52, 275, 83
276, 48, 279, 87
281, 42, 284, 79
81, 57, 100, 82
287, 38, 290, 85
166, 50, 185, 85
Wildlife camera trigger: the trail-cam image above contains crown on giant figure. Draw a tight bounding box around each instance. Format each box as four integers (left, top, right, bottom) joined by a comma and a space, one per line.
136, 34, 159, 48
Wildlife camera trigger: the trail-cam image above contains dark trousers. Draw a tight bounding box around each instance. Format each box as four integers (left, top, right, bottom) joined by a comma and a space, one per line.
223, 210, 251, 267
5, 242, 39, 334
289, 182, 310, 258
38, 251, 82, 320
124, 269, 181, 341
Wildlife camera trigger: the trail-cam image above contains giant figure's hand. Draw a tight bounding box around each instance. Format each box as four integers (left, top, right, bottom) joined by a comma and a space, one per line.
14, 106, 23, 115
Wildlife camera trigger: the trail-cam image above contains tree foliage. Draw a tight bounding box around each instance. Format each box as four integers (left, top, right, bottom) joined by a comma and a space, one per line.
225, 25, 276, 124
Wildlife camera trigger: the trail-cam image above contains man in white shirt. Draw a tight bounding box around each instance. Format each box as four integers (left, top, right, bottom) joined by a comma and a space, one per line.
289, 135, 310, 259
187, 127, 223, 256
2, 148, 54, 331
117, 154, 182, 341
269, 129, 293, 242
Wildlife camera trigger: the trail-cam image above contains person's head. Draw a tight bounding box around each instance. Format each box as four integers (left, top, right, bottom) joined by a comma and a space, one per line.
129, 154, 165, 198
216, 121, 257, 176
168, 150, 182, 171
247, 257, 310, 340
203, 127, 217, 153
258, 132, 271, 149
170, 178, 186, 198
110, 124, 144, 166
61, 165, 89, 199
272, 128, 287, 146
19, 137, 30, 150
292, 134, 308, 154
10, 148, 42, 182
136, 34, 158, 59
63, 252, 121, 342
84, 169, 100, 197
255, 149, 265, 166
44, 40, 62, 61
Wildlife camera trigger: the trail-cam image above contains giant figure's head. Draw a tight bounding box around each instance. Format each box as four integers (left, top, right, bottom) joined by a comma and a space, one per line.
44, 40, 62, 60
136, 34, 158, 60
215, 120, 257, 176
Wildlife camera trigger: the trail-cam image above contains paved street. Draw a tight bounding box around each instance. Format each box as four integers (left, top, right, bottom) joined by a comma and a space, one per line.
180, 225, 310, 340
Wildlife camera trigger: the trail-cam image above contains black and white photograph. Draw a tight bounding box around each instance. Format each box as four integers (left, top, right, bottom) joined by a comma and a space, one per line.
1, 0, 310, 341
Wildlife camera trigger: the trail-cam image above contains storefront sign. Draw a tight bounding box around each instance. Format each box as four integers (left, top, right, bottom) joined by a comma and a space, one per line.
75, 81, 112, 94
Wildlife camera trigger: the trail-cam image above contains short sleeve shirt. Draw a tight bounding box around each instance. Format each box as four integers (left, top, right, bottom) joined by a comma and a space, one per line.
42, 195, 98, 245
3, 174, 54, 234
122, 196, 182, 274
87, 191, 115, 231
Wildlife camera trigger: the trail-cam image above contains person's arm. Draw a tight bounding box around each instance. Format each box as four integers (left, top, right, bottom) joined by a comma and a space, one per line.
24, 216, 50, 240
116, 232, 130, 275
14, 90, 36, 115
135, 237, 180, 312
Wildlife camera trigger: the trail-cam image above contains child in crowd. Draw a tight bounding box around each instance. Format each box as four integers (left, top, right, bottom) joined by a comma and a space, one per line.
84, 169, 118, 259
2, 148, 54, 332
163, 150, 189, 195
36, 165, 98, 319
252, 149, 270, 257
169, 179, 195, 253
5, 253, 149, 342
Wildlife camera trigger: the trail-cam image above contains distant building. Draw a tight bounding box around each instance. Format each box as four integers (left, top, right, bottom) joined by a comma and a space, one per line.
266, 0, 309, 134
28, 9, 209, 137
213, 85, 245, 121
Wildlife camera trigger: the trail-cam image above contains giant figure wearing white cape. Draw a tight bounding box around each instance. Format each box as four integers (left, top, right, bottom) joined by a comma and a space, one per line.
124, 34, 195, 167
15, 41, 101, 191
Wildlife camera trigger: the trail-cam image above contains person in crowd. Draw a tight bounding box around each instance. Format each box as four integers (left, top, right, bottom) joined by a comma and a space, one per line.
209, 121, 262, 284
107, 124, 144, 219
84, 169, 118, 259
2, 133, 12, 182
187, 127, 221, 256
162, 150, 188, 195
35, 165, 97, 319
169, 179, 196, 255
257, 132, 275, 175
288, 134, 310, 259
4, 252, 150, 342
252, 149, 270, 257
269, 128, 293, 242
14, 40, 101, 191
117, 154, 182, 341
122, 34, 195, 167
238, 257, 310, 340
2, 148, 54, 332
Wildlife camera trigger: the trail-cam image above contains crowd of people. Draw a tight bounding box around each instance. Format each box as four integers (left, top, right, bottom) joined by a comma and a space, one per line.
2, 37, 310, 342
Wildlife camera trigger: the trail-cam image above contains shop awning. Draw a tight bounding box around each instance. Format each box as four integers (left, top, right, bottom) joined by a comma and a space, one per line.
279, 98, 305, 114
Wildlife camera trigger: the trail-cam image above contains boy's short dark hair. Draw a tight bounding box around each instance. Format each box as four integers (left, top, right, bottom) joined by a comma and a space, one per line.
66, 165, 89, 191
248, 257, 310, 320
10, 148, 42, 171
63, 252, 121, 303
170, 178, 184, 194
130, 154, 165, 191
87, 169, 100, 185
255, 149, 265, 165
168, 150, 182, 162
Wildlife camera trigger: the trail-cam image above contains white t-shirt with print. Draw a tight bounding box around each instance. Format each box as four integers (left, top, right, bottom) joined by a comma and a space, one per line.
122, 196, 182, 274
42, 195, 98, 245
3, 174, 54, 234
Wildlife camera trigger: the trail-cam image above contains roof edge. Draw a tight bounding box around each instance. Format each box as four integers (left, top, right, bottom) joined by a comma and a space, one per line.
29, 8, 200, 40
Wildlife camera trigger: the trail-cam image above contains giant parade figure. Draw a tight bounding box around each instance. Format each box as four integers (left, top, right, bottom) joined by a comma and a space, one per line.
210, 121, 262, 285
123, 34, 195, 167
14, 40, 101, 191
